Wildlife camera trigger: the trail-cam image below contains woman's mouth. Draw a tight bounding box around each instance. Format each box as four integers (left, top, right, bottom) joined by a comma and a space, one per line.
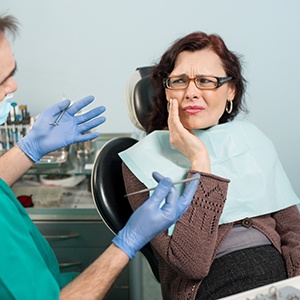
183, 105, 205, 115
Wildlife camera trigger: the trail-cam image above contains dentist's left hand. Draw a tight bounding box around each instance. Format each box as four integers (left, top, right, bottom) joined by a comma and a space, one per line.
17, 95, 106, 162
112, 172, 200, 259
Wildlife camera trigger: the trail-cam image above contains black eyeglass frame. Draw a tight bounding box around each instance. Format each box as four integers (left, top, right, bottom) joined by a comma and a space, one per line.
163, 75, 233, 90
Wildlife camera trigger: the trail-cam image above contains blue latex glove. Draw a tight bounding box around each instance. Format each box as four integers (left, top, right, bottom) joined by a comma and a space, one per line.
17, 95, 106, 162
112, 172, 200, 259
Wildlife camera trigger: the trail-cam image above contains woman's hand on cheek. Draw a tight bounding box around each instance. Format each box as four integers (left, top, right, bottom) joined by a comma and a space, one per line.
168, 98, 186, 134
168, 98, 211, 173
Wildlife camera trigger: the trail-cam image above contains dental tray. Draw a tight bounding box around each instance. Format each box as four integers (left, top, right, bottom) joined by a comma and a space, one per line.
12, 185, 63, 207
35, 147, 69, 167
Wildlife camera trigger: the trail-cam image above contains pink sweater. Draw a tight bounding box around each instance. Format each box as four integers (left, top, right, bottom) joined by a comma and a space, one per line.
122, 164, 300, 300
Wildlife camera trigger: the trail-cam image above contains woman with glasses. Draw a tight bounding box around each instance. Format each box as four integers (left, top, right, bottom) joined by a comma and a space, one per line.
120, 32, 300, 300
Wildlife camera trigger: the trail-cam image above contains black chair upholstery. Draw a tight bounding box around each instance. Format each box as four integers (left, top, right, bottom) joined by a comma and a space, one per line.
133, 75, 155, 130
126, 66, 155, 131
91, 137, 160, 282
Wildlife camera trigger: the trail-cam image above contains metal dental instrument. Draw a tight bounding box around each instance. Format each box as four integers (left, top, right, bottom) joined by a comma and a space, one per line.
124, 176, 199, 197
50, 97, 70, 126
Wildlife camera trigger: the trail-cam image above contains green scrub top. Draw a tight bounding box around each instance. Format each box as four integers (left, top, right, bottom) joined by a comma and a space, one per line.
0, 179, 78, 299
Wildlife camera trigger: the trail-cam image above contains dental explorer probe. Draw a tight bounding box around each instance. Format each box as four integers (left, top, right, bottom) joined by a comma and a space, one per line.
124, 176, 199, 197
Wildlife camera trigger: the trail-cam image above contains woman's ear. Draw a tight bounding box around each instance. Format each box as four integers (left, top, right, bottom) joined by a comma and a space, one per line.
227, 85, 236, 101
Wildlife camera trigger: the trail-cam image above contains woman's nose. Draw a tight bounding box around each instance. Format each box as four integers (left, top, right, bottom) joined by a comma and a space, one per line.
185, 80, 201, 100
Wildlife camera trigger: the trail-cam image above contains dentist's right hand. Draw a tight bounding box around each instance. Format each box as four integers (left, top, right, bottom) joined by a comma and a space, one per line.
112, 172, 200, 259
17, 95, 106, 162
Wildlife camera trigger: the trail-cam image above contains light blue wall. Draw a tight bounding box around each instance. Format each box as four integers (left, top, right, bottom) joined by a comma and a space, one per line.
2, 0, 300, 197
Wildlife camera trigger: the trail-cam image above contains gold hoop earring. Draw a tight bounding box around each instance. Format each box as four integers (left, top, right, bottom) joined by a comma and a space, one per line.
225, 100, 233, 114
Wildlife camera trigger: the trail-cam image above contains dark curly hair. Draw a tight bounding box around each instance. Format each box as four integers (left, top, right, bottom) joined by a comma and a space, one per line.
145, 32, 247, 134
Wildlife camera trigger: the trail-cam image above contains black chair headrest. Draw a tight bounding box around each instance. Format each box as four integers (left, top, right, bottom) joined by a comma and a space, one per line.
125, 67, 155, 131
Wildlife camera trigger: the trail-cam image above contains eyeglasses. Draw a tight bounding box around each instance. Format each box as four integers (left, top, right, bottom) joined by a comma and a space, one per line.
163, 75, 233, 90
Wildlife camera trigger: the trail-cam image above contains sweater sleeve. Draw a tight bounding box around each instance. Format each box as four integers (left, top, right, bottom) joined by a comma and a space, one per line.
273, 205, 300, 277
122, 163, 230, 279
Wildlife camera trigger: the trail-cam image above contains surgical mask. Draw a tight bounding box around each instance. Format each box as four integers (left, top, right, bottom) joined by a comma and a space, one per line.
0, 93, 14, 125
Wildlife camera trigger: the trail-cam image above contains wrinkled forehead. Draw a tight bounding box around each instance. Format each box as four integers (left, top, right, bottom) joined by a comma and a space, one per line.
171, 49, 225, 76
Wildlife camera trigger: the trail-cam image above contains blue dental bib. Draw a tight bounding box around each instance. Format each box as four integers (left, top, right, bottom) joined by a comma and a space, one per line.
119, 119, 299, 225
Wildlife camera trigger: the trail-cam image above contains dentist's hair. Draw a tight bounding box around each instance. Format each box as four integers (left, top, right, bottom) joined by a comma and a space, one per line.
0, 14, 19, 37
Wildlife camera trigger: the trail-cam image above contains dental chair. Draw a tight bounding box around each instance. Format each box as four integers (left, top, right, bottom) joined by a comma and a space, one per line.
91, 67, 160, 281
125, 66, 155, 130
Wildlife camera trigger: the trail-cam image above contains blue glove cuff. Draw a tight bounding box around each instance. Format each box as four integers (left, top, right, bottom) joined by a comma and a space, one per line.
112, 235, 136, 260
17, 138, 40, 162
